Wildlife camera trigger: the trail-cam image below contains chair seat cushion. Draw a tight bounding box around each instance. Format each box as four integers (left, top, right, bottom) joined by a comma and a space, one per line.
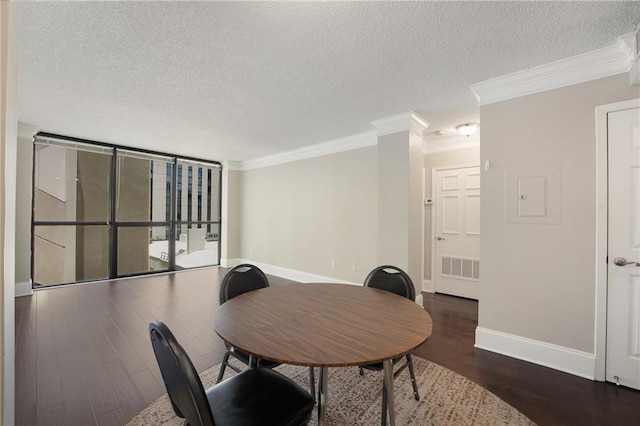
208, 367, 314, 426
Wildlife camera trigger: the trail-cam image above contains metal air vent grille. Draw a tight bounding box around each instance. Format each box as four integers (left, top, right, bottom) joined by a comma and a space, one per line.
441, 257, 479, 281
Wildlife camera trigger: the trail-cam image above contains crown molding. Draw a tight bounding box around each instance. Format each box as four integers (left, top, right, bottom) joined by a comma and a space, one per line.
237, 111, 431, 171
222, 160, 243, 171
423, 134, 480, 155
410, 113, 430, 137
371, 112, 429, 137
17, 122, 39, 140
470, 33, 636, 105
239, 131, 377, 171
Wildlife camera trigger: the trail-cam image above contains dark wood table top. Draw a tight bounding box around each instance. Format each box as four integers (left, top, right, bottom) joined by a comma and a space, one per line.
214, 283, 433, 367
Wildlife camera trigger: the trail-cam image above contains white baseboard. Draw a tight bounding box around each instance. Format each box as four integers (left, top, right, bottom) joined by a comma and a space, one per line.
220, 258, 241, 268
15, 281, 33, 297
415, 293, 423, 306
221, 259, 423, 306
222, 258, 360, 285
475, 327, 595, 380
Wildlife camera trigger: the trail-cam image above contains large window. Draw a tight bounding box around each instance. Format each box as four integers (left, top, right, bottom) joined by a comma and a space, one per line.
31, 134, 222, 287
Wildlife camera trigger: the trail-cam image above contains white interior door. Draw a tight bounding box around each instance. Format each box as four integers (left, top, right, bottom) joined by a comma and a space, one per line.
606, 107, 640, 390
434, 166, 480, 299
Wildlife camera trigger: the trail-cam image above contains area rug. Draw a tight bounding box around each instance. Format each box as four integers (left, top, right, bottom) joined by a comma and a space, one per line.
127, 356, 536, 425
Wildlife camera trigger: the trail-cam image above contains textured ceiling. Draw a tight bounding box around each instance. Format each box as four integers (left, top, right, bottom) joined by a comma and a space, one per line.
19, 1, 640, 162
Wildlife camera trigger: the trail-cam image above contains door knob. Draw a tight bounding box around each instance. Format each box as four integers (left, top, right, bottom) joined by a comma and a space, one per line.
613, 257, 640, 267
436, 237, 445, 241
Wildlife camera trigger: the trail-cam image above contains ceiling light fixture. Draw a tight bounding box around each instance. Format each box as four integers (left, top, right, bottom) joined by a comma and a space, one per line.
456, 123, 479, 137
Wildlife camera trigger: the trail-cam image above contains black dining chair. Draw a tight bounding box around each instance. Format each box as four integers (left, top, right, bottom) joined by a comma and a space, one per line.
216, 264, 281, 382
216, 264, 316, 401
359, 265, 421, 426
149, 320, 315, 426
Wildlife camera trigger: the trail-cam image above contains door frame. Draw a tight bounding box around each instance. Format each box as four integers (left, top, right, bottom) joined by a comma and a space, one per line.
429, 163, 479, 290
594, 98, 640, 382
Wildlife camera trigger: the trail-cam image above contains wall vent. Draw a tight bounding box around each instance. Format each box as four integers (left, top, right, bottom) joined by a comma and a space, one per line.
441, 256, 479, 280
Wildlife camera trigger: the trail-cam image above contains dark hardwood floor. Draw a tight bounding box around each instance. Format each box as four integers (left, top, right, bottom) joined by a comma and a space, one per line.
15, 267, 640, 425
417, 293, 639, 425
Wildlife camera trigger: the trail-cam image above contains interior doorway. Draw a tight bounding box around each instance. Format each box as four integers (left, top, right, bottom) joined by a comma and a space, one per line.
431, 165, 480, 299
595, 98, 640, 390
604, 105, 640, 390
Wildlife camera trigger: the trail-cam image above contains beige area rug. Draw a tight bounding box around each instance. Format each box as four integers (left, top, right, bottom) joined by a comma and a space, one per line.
128, 357, 536, 425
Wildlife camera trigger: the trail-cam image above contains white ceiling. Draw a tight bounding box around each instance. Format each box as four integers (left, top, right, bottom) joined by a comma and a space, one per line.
18, 1, 640, 162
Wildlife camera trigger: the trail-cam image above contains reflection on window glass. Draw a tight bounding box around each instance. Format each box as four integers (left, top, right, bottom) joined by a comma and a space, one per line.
176, 160, 221, 223
118, 226, 170, 275
32, 136, 223, 286
116, 152, 173, 222
33, 225, 109, 287
34, 143, 111, 222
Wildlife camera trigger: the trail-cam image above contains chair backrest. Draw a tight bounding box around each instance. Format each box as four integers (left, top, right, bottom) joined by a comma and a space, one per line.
219, 264, 269, 304
149, 320, 215, 426
364, 265, 416, 301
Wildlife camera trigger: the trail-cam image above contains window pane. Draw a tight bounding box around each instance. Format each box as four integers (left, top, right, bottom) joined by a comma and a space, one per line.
33, 225, 109, 286
116, 151, 173, 222
34, 142, 111, 222
32, 136, 223, 285
174, 223, 220, 269
118, 226, 170, 275
175, 160, 221, 223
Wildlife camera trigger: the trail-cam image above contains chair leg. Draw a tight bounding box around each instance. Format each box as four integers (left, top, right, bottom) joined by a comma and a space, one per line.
381, 380, 387, 426
406, 354, 420, 401
309, 367, 316, 404
359, 366, 364, 376
216, 352, 231, 384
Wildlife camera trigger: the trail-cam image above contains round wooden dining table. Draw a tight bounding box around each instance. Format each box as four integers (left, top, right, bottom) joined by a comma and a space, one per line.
214, 283, 433, 426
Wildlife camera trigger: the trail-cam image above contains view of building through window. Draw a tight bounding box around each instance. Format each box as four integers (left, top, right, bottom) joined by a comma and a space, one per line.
32, 135, 222, 287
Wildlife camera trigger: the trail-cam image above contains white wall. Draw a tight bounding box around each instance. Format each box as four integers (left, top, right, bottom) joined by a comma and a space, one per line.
377, 132, 409, 272
240, 146, 378, 283
408, 130, 425, 289
478, 74, 639, 374
1, 1, 19, 423
375, 129, 424, 291
221, 167, 242, 264
237, 128, 425, 292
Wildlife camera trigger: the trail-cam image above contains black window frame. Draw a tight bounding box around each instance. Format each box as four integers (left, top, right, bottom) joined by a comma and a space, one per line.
30, 132, 223, 288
